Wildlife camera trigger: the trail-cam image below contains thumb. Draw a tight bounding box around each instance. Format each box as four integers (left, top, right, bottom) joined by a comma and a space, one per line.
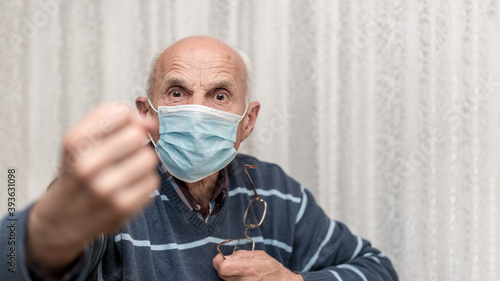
213, 252, 226, 271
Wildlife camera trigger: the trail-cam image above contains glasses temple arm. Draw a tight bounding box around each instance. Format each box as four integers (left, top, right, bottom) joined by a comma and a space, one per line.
243, 164, 258, 198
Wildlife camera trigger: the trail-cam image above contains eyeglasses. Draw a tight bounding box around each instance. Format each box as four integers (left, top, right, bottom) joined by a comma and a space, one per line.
217, 164, 267, 259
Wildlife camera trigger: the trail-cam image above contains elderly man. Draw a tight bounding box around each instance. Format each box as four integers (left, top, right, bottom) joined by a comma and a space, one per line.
1, 36, 398, 280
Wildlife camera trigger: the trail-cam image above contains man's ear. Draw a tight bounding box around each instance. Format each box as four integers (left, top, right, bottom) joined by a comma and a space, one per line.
136, 96, 160, 143
241, 101, 260, 142
136, 97, 153, 119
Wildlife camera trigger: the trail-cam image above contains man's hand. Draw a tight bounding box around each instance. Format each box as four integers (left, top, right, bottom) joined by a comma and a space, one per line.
213, 250, 304, 281
26, 103, 159, 274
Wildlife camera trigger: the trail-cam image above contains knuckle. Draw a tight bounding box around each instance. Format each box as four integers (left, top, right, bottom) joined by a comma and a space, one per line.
129, 126, 146, 143
72, 163, 89, 179
63, 133, 79, 153
109, 102, 130, 114
73, 138, 95, 158
89, 178, 115, 200
60, 149, 79, 172
233, 250, 247, 257
143, 149, 159, 168
113, 194, 144, 218
217, 262, 231, 274
111, 103, 133, 121
112, 198, 130, 214
151, 171, 160, 183
145, 173, 160, 192
89, 186, 108, 201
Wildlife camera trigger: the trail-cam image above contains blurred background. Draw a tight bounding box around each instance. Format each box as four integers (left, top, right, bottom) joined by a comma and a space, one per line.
0, 0, 499, 280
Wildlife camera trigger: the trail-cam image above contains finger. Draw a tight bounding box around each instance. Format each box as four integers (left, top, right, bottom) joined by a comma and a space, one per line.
227, 250, 260, 259
63, 103, 153, 173
65, 103, 135, 149
212, 252, 224, 271
140, 110, 157, 132
76, 123, 149, 178
89, 146, 158, 198
112, 170, 159, 216
85, 170, 159, 235
213, 256, 245, 281
215, 251, 274, 279
214, 258, 253, 279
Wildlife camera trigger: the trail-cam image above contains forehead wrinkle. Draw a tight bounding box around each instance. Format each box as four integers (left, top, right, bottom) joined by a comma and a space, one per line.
163, 57, 237, 77
157, 66, 196, 94
167, 49, 240, 72
162, 73, 236, 92
163, 77, 190, 88
162, 58, 239, 87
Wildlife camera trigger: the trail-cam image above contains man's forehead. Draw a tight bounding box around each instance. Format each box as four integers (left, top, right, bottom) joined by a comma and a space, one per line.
162, 48, 240, 70
164, 55, 239, 71
157, 37, 244, 72
154, 55, 242, 86
154, 48, 244, 84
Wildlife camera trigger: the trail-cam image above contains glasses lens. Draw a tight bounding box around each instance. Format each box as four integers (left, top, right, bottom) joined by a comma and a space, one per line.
234, 236, 255, 253
243, 198, 267, 228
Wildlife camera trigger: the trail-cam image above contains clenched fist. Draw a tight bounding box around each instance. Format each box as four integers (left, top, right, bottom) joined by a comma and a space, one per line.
26, 103, 159, 274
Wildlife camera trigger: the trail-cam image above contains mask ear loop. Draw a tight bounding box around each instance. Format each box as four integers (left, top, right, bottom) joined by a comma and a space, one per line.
145, 99, 158, 148
234, 104, 250, 153
145, 99, 172, 177
239, 105, 249, 122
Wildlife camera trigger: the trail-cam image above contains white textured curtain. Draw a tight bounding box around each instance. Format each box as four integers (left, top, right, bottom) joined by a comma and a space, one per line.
1, 0, 499, 280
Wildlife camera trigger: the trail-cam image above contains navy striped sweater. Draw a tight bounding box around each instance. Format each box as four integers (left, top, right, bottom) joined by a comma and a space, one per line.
1, 154, 398, 280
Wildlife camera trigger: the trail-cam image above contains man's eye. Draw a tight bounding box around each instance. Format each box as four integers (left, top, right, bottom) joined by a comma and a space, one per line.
215, 92, 227, 101
172, 90, 182, 98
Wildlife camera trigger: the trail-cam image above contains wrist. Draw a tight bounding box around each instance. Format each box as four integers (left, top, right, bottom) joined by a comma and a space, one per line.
26, 201, 87, 274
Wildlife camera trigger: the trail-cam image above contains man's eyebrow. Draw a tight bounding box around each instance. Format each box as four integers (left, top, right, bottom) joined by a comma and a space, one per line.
163, 77, 187, 87
162, 77, 235, 89
211, 80, 235, 89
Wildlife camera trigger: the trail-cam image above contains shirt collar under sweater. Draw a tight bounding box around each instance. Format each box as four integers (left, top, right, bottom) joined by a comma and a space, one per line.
158, 165, 227, 221
149, 141, 228, 221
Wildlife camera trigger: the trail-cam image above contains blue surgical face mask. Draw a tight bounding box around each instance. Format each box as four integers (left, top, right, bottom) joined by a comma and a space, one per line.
148, 100, 247, 183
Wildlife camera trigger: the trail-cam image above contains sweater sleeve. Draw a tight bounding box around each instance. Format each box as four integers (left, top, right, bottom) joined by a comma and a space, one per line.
291, 188, 398, 281
1, 207, 34, 281
0, 206, 106, 281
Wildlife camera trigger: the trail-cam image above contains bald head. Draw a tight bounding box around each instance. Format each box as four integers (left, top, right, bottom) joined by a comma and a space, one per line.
146, 36, 251, 106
